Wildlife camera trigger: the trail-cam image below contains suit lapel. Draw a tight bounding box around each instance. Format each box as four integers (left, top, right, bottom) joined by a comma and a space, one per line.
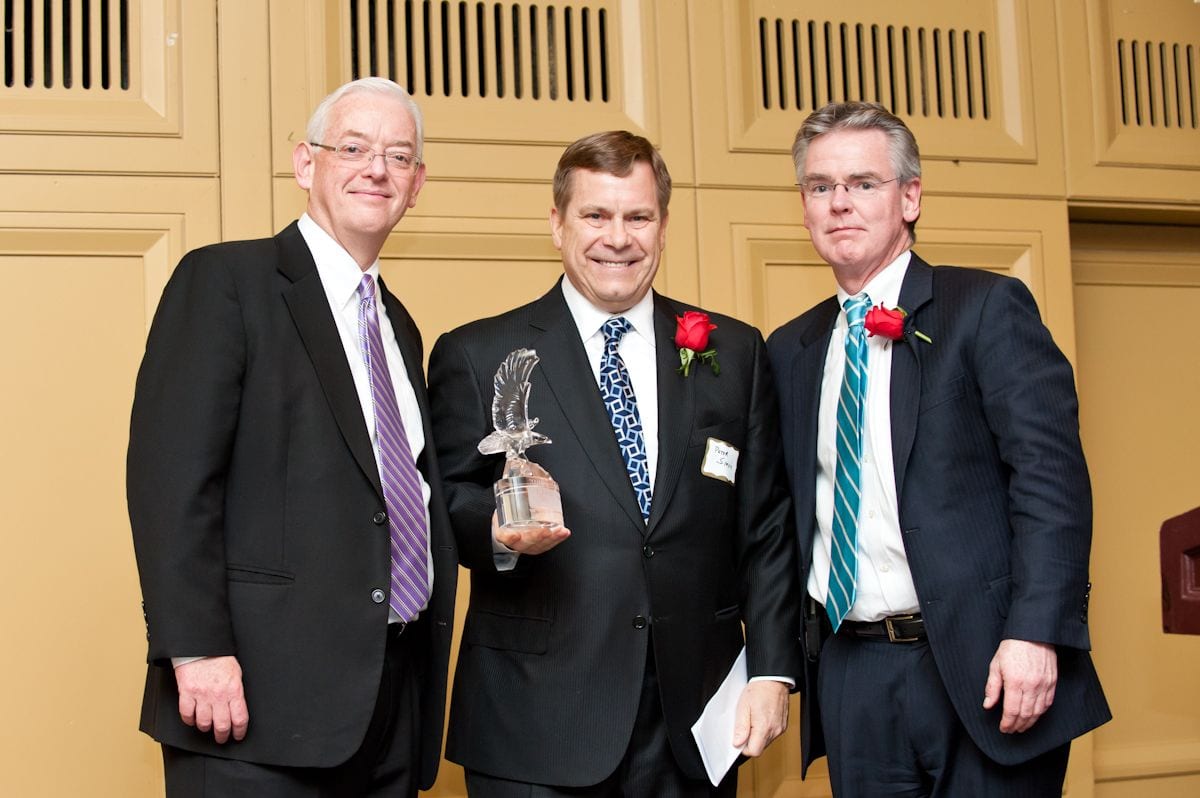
792, 299, 838, 567
528, 286, 647, 531
645, 296, 695, 537
276, 223, 383, 500
378, 278, 435, 476
890, 254, 933, 495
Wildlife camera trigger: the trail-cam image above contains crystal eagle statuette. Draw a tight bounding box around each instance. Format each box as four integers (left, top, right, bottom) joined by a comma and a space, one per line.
477, 349, 563, 529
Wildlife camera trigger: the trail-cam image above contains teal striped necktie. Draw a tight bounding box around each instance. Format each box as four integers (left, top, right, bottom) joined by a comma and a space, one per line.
827, 293, 870, 630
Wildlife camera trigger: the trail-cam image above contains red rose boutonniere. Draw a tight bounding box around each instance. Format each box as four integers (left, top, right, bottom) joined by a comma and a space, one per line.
675, 311, 720, 377
864, 305, 932, 344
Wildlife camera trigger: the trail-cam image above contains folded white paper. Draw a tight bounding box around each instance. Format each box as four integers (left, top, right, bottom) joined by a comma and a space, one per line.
690, 646, 747, 787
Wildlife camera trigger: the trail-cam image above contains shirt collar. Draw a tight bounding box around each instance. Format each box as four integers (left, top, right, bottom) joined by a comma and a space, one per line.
298, 213, 381, 310
560, 276, 657, 348
835, 249, 911, 316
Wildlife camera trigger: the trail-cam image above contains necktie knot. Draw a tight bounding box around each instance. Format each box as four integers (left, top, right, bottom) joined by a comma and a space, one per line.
844, 294, 871, 328
602, 316, 633, 349
359, 274, 377, 302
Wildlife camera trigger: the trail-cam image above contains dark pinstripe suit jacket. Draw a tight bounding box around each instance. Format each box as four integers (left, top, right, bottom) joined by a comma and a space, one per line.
428, 282, 802, 786
767, 254, 1110, 775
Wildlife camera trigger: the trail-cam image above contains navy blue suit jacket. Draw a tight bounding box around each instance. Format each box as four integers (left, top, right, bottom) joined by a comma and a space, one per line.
767, 254, 1110, 774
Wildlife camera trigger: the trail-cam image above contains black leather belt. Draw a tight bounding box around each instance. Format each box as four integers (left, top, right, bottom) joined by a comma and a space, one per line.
839, 613, 925, 643
388, 617, 422, 640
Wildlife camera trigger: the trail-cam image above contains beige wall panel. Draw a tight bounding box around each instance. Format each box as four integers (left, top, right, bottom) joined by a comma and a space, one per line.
0, 0, 218, 174
0, 176, 219, 797
1097, 773, 1200, 798
219, 0, 274, 240
1058, 0, 1200, 205
269, 0, 695, 186
690, 0, 1068, 198
1073, 224, 1200, 797
697, 188, 1075, 353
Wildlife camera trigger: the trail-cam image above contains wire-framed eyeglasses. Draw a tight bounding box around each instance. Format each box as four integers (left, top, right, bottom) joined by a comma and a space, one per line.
310, 142, 421, 172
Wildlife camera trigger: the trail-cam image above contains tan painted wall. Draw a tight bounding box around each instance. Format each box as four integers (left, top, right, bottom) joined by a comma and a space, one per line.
0, 1, 1197, 795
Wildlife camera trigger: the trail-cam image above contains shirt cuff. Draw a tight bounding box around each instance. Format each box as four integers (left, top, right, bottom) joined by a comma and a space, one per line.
171, 656, 206, 668
491, 531, 519, 571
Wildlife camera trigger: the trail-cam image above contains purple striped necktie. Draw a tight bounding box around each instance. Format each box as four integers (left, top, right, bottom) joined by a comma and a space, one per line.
358, 274, 430, 620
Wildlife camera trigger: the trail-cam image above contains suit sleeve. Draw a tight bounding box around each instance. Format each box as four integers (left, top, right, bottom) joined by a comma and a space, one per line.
736, 332, 803, 683
427, 332, 509, 571
973, 277, 1092, 651
127, 250, 245, 662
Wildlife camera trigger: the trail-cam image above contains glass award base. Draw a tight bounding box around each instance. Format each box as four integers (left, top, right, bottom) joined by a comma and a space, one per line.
495, 474, 564, 529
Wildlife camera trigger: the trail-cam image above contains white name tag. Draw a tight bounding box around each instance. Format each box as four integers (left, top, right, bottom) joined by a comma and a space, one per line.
701, 437, 739, 484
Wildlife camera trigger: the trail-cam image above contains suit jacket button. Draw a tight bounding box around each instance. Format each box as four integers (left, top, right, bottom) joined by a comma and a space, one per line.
632, 615, 648, 629
372, 511, 387, 525
371, 589, 386, 604
643, 545, 655, 558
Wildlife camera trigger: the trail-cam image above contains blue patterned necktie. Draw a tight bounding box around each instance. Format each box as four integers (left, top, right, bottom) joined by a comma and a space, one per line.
600, 317, 652, 522
827, 293, 871, 631
358, 274, 430, 620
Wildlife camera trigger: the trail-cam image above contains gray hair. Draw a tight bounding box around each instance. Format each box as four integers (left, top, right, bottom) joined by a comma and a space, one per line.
792, 102, 921, 238
791, 102, 920, 186
305, 77, 424, 160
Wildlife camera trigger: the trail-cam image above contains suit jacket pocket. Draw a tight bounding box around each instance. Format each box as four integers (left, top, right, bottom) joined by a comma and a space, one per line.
714, 604, 741, 622
464, 609, 550, 654
919, 374, 967, 414
690, 418, 742, 449
226, 564, 295, 585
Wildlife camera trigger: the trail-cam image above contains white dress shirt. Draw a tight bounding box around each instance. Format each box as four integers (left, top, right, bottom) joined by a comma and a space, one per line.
809, 250, 922, 621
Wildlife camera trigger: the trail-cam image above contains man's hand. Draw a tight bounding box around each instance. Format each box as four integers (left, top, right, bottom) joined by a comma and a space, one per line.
982, 639, 1057, 733
174, 656, 249, 743
732, 680, 790, 757
495, 522, 571, 554
492, 504, 571, 556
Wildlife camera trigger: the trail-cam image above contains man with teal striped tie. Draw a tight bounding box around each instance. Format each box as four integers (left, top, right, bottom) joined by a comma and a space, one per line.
767, 102, 1110, 797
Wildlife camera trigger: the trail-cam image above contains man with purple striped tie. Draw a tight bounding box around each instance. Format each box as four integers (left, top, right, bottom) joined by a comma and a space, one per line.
128, 78, 457, 797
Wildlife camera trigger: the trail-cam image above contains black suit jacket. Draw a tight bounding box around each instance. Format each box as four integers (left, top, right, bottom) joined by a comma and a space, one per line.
127, 221, 457, 786
767, 254, 1110, 775
427, 282, 801, 786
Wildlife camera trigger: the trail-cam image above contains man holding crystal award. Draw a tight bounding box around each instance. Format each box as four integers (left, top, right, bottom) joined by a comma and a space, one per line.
428, 131, 801, 796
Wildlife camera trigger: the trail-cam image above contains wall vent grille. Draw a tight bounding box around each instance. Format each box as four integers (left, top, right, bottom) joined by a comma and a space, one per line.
349, 0, 611, 102
757, 18, 989, 120
1116, 39, 1198, 129
2, 0, 130, 90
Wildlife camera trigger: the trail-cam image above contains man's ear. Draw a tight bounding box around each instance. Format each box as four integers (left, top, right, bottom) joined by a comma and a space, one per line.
407, 163, 428, 208
294, 142, 315, 191
901, 177, 922, 224
549, 206, 564, 251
